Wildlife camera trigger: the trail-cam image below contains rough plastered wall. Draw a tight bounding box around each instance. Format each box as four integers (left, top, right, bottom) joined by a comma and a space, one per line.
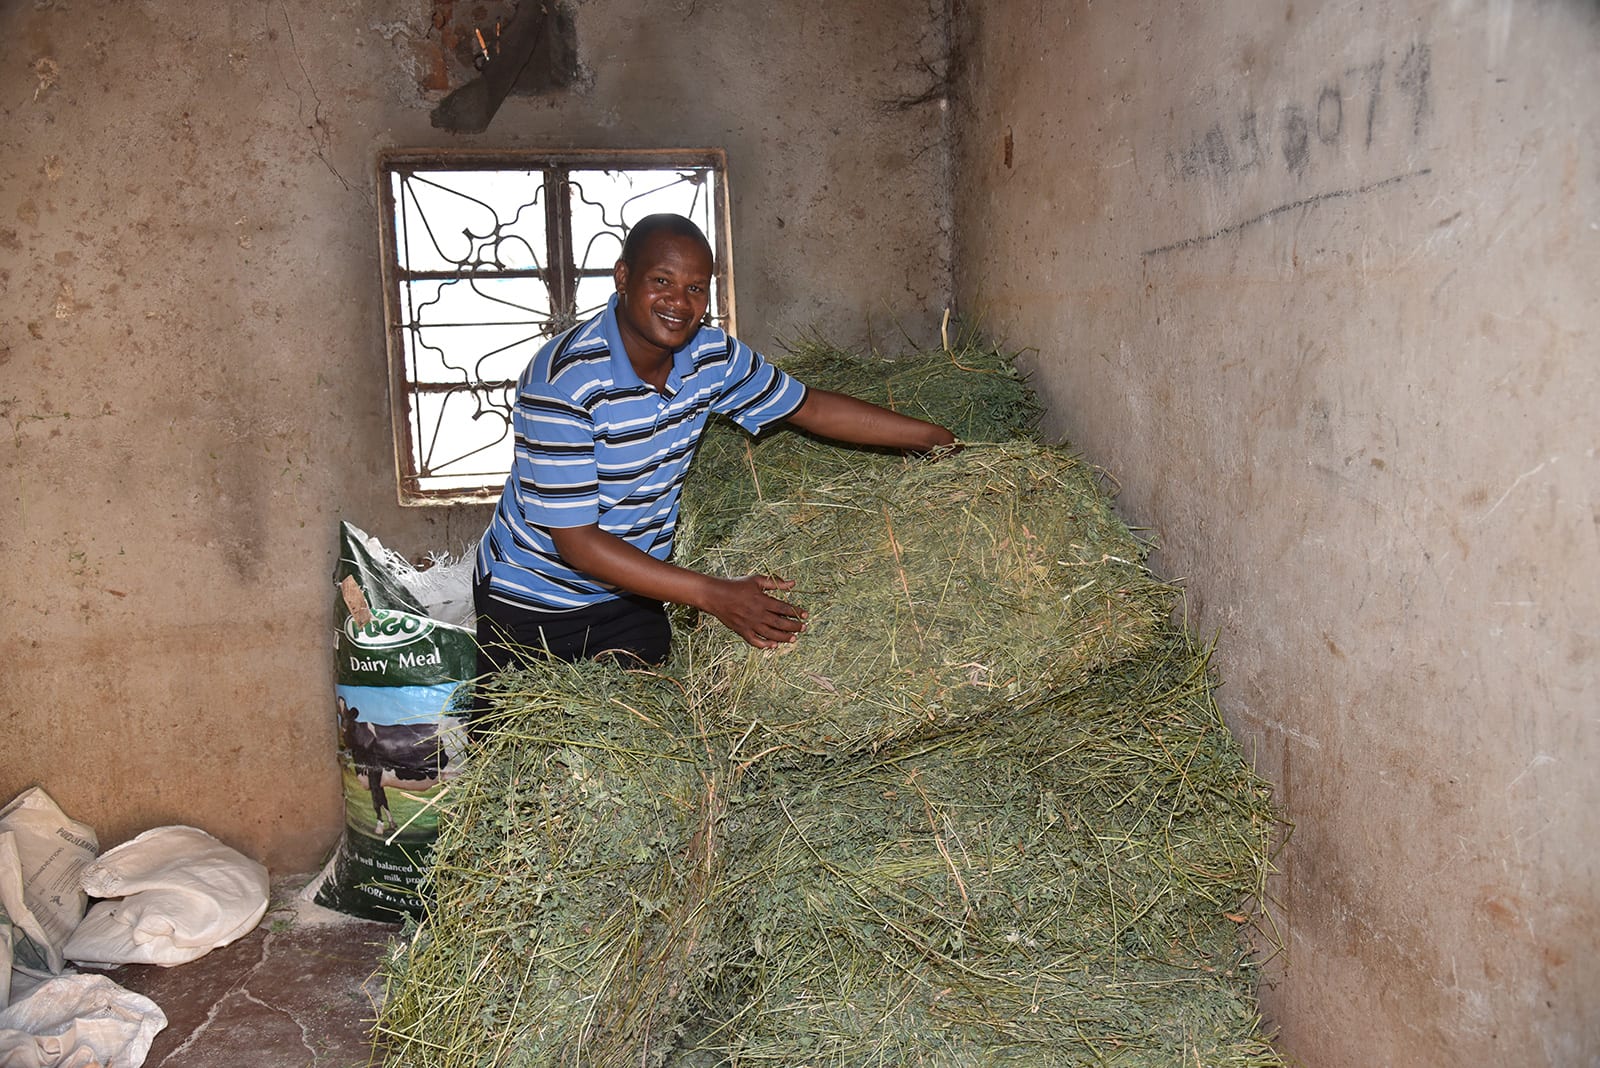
951, 1, 1598, 1064
0, 0, 949, 872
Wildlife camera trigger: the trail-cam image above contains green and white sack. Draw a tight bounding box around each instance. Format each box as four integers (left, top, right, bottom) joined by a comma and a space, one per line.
306, 523, 476, 921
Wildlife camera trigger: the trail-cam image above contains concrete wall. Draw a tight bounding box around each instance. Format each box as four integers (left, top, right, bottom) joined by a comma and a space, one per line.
951, 1, 1598, 1065
0, 0, 949, 872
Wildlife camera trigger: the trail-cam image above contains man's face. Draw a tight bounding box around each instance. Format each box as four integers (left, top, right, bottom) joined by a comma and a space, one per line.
613, 231, 713, 362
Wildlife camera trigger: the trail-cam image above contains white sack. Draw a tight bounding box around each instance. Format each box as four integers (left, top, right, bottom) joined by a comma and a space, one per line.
0, 921, 12, 1010
354, 528, 478, 627
0, 790, 98, 979
62, 827, 268, 969
0, 974, 165, 1068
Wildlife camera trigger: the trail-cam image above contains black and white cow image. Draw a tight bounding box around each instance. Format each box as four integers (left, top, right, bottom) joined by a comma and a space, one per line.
336, 696, 450, 835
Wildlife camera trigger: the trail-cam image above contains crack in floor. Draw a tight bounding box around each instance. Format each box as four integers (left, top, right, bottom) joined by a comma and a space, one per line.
237, 987, 323, 1066
155, 935, 273, 1064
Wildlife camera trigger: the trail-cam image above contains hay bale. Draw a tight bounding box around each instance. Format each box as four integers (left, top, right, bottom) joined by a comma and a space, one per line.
776, 332, 1042, 442
694, 443, 1175, 758
676, 630, 1284, 1067
676, 333, 1040, 564
374, 329, 1283, 1066
374, 632, 1285, 1068
374, 658, 729, 1068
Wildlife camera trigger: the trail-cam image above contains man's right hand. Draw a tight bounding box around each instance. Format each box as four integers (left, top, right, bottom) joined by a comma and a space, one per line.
548, 524, 809, 649
704, 574, 808, 649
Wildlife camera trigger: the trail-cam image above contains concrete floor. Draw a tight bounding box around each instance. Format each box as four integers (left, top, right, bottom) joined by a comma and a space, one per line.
88, 878, 398, 1068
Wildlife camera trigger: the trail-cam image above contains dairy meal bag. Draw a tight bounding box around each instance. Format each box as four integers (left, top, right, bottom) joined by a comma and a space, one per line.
308, 522, 475, 921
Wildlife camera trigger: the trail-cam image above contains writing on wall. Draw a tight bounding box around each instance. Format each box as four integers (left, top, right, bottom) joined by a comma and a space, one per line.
1165, 41, 1430, 185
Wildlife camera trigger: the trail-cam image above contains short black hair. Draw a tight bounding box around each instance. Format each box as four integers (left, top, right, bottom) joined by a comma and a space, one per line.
621, 213, 712, 269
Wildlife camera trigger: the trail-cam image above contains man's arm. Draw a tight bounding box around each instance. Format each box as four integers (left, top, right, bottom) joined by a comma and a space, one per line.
783, 388, 956, 451
548, 524, 807, 649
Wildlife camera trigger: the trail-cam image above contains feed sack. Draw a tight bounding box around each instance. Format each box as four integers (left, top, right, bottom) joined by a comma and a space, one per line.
308, 522, 475, 921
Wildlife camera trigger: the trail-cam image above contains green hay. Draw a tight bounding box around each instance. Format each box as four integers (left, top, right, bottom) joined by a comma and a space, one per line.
694, 443, 1175, 759
374, 658, 729, 1068
374, 633, 1284, 1068
676, 332, 1040, 565
776, 330, 1042, 442
676, 629, 1283, 1067
373, 330, 1283, 1068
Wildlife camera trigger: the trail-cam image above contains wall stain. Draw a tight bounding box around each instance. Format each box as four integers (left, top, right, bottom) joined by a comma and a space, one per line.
32, 56, 59, 99
1142, 168, 1432, 256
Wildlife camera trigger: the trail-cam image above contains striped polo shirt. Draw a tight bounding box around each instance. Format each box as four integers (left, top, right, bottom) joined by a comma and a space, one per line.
475, 295, 808, 610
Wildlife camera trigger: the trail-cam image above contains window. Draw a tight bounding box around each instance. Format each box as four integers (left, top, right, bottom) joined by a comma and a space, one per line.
377, 150, 733, 504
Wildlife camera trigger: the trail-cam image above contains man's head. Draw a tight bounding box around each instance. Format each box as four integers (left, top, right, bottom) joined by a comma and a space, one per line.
613, 213, 715, 366
620, 213, 712, 272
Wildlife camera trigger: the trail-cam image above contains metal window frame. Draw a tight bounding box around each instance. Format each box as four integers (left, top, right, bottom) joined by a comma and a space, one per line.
376, 147, 735, 506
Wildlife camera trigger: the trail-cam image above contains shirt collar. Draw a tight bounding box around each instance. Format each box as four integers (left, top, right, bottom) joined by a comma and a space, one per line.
599, 293, 699, 397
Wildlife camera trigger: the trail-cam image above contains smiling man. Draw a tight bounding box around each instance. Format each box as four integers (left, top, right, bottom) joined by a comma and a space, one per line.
472, 213, 954, 675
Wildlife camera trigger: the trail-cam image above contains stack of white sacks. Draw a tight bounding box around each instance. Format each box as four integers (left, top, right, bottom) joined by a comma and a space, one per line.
0, 787, 269, 1068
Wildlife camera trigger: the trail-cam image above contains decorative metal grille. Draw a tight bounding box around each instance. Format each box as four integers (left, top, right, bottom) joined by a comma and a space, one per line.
377, 150, 731, 504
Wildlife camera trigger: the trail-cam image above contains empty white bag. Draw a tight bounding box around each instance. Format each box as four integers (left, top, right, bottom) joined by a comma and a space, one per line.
0, 789, 99, 988
62, 827, 268, 969
0, 974, 165, 1068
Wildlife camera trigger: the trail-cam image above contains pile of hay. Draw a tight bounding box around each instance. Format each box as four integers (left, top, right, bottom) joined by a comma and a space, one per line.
696, 442, 1174, 758
376, 660, 731, 1068
373, 333, 1284, 1067
675, 333, 1040, 564
682, 633, 1279, 1067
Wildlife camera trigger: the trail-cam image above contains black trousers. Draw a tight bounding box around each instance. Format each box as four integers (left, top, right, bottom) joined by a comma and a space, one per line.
473, 574, 671, 684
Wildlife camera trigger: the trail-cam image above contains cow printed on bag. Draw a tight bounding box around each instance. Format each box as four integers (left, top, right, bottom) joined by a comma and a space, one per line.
336, 696, 455, 836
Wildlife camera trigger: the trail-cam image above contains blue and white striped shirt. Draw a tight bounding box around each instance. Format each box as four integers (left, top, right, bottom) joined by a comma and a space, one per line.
475, 295, 808, 610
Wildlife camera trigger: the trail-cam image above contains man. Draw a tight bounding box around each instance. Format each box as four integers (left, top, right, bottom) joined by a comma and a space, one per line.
473, 213, 954, 674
